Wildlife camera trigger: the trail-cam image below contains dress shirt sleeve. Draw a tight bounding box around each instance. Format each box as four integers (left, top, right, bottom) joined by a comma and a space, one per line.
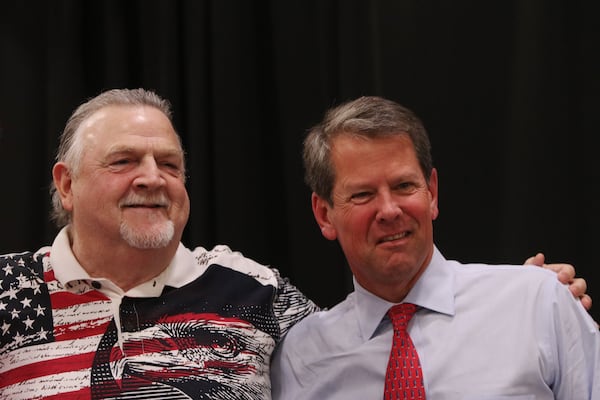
543, 276, 600, 399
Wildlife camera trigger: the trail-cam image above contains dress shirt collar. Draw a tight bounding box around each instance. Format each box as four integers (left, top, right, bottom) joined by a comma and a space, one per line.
49, 226, 200, 297
353, 245, 455, 340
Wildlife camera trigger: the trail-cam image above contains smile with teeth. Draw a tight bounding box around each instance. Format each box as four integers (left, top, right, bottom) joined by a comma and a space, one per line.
120, 193, 170, 210
121, 197, 169, 209
379, 232, 409, 243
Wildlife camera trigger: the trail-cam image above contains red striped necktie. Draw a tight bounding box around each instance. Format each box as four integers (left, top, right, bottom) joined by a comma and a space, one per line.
383, 303, 426, 399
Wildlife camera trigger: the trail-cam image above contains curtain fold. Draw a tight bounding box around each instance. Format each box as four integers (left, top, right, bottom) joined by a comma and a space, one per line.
1, 1, 598, 321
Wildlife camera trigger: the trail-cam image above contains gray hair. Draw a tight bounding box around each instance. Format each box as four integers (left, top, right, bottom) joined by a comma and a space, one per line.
50, 88, 181, 227
303, 96, 433, 204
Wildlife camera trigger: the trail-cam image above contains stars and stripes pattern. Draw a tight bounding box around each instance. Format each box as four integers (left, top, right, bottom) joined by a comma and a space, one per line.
0, 252, 53, 349
383, 303, 426, 400
1, 251, 117, 399
1, 248, 318, 399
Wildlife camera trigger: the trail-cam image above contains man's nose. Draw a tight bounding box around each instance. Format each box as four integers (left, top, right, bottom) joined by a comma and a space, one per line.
133, 157, 165, 189
376, 192, 402, 222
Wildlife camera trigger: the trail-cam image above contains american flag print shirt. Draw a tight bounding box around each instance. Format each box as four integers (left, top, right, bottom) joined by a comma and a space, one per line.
0, 245, 318, 399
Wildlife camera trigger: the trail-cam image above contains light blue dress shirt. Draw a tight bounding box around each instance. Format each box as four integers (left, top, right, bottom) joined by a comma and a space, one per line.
271, 247, 600, 399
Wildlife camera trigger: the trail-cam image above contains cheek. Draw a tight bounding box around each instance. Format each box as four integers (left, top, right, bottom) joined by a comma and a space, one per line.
402, 195, 436, 220
74, 175, 130, 205
179, 193, 191, 219
168, 182, 191, 219
335, 208, 372, 241
170, 181, 190, 206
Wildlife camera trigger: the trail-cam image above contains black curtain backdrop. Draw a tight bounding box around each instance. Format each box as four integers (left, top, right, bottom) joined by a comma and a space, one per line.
1, 1, 599, 322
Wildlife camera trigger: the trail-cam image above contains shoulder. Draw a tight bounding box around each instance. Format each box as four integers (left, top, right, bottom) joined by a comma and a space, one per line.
452, 260, 559, 287
449, 261, 581, 322
189, 244, 279, 287
280, 295, 354, 347
0, 247, 51, 275
432, 249, 560, 294
0, 249, 51, 308
272, 296, 355, 391
1, 247, 50, 261
188, 244, 318, 337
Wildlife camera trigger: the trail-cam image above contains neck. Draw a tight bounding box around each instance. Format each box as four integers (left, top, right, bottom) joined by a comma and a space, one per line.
70, 232, 179, 292
357, 251, 434, 303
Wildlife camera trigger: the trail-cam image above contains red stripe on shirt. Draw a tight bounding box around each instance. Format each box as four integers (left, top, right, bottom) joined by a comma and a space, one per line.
1, 351, 96, 387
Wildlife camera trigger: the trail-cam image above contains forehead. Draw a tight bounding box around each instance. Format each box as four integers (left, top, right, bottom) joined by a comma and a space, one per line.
330, 134, 419, 184
330, 134, 416, 165
77, 105, 181, 151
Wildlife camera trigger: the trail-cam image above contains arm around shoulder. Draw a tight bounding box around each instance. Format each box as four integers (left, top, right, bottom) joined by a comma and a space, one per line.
271, 268, 320, 338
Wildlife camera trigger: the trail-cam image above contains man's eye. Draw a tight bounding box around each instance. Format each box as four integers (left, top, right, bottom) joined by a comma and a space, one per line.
162, 162, 179, 170
350, 192, 372, 203
161, 162, 183, 176
397, 182, 410, 189
395, 182, 417, 192
106, 158, 136, 171
109, 159, 132, 167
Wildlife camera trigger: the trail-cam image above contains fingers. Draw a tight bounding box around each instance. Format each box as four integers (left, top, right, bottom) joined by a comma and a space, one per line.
523, 254, 575, 282
524, 252, 545, 266
523, 254, 592, 314
541, 263, 576, 284
579, 294, 593, 311
567, 277, 588, 300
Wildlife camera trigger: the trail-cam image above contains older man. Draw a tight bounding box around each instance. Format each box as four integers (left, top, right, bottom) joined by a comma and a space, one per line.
0, 88, 317, 399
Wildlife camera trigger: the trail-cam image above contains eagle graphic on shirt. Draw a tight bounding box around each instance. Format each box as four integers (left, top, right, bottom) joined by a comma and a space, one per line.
0, 248, 316, 399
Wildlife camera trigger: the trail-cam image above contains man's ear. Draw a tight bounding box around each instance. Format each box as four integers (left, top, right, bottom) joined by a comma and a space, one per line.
311, 192, 337, 241
428, 167, 439, 221
52, 162, 74, 212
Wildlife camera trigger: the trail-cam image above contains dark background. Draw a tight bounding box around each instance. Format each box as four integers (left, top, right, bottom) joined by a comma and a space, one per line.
1, 1, 598, 323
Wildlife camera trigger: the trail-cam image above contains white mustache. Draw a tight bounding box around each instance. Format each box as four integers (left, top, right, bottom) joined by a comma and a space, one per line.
119, 193, 170, 208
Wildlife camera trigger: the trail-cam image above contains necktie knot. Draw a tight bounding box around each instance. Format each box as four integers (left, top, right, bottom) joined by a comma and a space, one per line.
388, 303, 417, 331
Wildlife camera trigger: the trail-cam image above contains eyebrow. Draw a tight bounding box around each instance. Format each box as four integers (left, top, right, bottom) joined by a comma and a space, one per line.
105, 144, 184, 159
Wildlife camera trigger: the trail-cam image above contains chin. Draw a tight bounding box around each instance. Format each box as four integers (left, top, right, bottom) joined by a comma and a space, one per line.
120, 220, 175, 249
